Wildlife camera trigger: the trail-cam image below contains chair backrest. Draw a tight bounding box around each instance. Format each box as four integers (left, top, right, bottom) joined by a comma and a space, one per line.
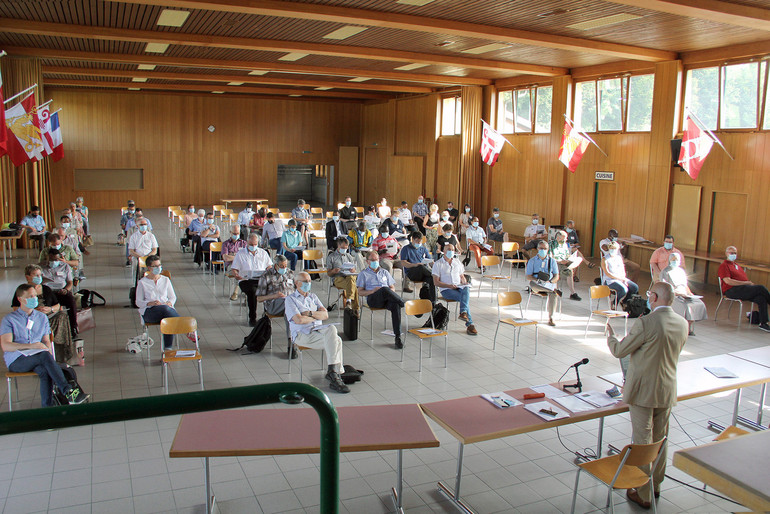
308, 221, 323, 231
590, 285, 611, 300
405, 299, 432, 317
138, 255, 147, 268
617, 437, 666, 467
209, 242, 223, 253
481, 255, 501, 267
717, 276, 726, 299
498, 291, 523, 307
229, 213, 238, 222
336, 202, 345, 210
168, 205, 180, 213
160, 316, 197, 336
213, 204, 225, 213
325, 211, 333, 219
303, 249, 323, 261
278, 212, 291, 219
268, 208, 279, 214
502, 242, 519, 253
310, 207, 323, 215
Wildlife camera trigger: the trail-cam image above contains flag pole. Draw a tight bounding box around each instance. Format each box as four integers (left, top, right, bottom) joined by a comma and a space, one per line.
3, 83, 37, 105
30, 99, 53, 112
481, 119, 521, 154
563, 114, 608, 157
685, 108, 734, 161
0, 50, 7, 58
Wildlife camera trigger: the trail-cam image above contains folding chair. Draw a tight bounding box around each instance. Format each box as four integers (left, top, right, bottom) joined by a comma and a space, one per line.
715, 276, 754, 330
494, 291, 538, 358
477, 255, 510, 302
502, 242, 527, 279
5, 337, 55, 411
160, 317, 203, 394
403, 299, 448, 372
585, 285, 628, 338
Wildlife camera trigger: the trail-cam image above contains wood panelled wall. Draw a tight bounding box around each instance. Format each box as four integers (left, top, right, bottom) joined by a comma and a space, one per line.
48, 90, 361, 210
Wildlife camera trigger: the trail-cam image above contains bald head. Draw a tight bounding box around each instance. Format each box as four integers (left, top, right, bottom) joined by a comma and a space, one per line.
650, 281, 674, 306
296, 271, 311, 283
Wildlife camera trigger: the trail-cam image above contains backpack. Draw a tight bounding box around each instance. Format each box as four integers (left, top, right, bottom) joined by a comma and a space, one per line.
51, 363, 89, 406
228, 315, 271, 354
305, 259, 321, 281
623, 294, 649, 318
78, 289, 106, 308
343, 307, 359, 341
341, 364, 364, 384
422, 303, 450, 330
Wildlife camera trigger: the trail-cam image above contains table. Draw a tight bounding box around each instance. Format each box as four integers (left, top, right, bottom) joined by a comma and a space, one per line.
169, 404, 439, 513
420, 377, 627, 514
672, 429, 770, 512
729, 345, 770, 428
0, 232, 23, 268
221, 198, 269, 210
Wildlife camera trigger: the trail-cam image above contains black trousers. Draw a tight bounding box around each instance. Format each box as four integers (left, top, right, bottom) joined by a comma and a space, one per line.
54, 289, 79, 338
726, 285, 770, 324
194, 239, 218, 265
239, 279, 260, 320
406, 265, 436, 302
366, 287, 405, 336
414, 217, 426, 235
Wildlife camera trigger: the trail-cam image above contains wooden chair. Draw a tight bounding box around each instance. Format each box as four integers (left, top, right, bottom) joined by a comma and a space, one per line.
301, 249, 327, 284
585, 285, 628, 338
168, 205, 181, 219
493, 291, 538, 358
361, 303, 388, 343
713, 425, 748, 441
502, 242, 527, 279
208, 242, 224, 285
307, 221, 325, 248
278, 212, 292, 220
310, 207, 323, 217
325, 211, 333, 219
715, 276, 754, 330
5, 338, 54, 411
354, 206, 364, 218
217, 208, 231, 221
525, 284, 563, 321
477, 255, 509, 302
403, 299, 448, 372
160, 317, 203, 394
212, 205, 225, 217
268, 207, 279, 215
570, 437, 667, 514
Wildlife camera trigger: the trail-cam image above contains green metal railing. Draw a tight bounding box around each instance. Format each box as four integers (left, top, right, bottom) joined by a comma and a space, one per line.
0, 383, 339, 513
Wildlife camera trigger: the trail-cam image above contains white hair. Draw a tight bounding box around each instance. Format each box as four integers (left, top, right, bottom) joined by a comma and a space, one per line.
197, 209, 206, 216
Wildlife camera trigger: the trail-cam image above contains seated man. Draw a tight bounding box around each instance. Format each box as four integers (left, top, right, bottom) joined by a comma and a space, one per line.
399, 231, 436, 300
486, 207, 509, 244
223, 224, 249, 301
74, 197, 89, 236
256, 254, 296, 356
56, 227, 83, 279
326, 237, 360, 313
119, 200, 135, 236
237, 202, 255, 238
136, 255, 180, 351
601, 241, 639, 305
397, 201, 414, 232
600, 229, 641, 282
187, 209, 208, 259
1, 284, 88, 407
262, 212, 284, 254
549, 230, 581, 301
128, 217, 158, 283
660, 253, 707, 336
20, 205, 48, 251
371, 225, 400, 275
291, 199, 311, 245
522, 212, 546, 253
41, 248, 80, 338
347, 221, 373, 270
339, 196, 358, 231
411, 195, 429, 235
380, 212, 408, 246
194, 212, 221, 269
40, 233, 79, 276
650, 235, 685, 281
285, 272, 349, 393
718, 246, 770, 333
525, 240, 561, 327
325, 211, 346, 251
281, 219, 305, 271
565, 219, 580, 248
435, 223, 463, 261
133, 208, 153, 231
231, 233, 273, 325
357, 252, 405, 348
465, 217, 494, 269
446, 201, 459, 224
432, 243, 477, 335
377, 198, 391, 220
249, 207, 267, 240
363, 205, 381, 239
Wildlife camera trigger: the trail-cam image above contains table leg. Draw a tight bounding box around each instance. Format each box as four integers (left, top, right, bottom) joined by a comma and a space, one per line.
596, 417, 604, 458
390, 449, 404, 514
437, 442, 475, 514
736, 383, 768, 431
204, 456, 217, 514
2, 240, 7, 268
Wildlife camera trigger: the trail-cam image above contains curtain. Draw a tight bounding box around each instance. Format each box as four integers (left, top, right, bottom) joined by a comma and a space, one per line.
459, 86, 483, 212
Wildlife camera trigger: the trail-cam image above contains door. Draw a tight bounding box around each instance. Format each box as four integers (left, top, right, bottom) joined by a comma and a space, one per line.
590, 182, 616, 258
363, 147, 387, 206
708, 192, 747, 284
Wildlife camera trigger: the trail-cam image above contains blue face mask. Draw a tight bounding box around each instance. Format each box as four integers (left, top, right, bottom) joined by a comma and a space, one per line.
61, 223, 70, 229
445, 250, 454, 259
537, 249, 548, 259
414, 242, 421, 248
50, 260, 61, 268
727, 254, 737, 261
472, 222, 479, 228
391, 217, 397, 223
663, 242, 673, 250
417, 199, 423, 204
152, 266, 162, 275
189, 208, 195, 213
277, 267, 287, 275
565, 227, 572, 233
138, 225, 148, 232
206, 219, 214, 225
25, 296, 39, 309
248, 245, 259, 252
52, 244, 61, 250
345, 201, 351, 207
369, 260, 380, 270
338, 247, 347, 254
32, 275, 43, 285
231, 234, 239, 240
380, 232, 389, 238
289, 227, 296, 233
300, 282, 311, 293
332, 216, 339, 221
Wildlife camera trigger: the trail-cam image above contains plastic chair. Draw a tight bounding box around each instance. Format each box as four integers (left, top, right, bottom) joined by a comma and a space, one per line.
268, 208, 279, 215
570, 437, 667, 514
212, 205, 225, 217
361, 303, 388, 343
713, 425, 748, 441
715, 276, 754, 330
493, 291, 538, 358
160, 317, 203, 394
5, 338, 55, 411
403, 299, 448, 372
502, 242, 527, 279
218, 208, 232, 221
310, 207, 323, 216
585, 285, 628, 338
278, 212, 292, 220
302, 249, 327, 277
478, 255, 510, 302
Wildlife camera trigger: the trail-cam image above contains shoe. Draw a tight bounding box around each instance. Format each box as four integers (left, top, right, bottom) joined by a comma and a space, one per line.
289, 347, 298, 359
125, 260, 130, 267
78, 272, 87, 280
759, 323, 770, 333
626, 489, 651, 509
395, 336, 403, 349
555, 289, 563, 297
569, 293, 582, 301
458, 312, 469, 322
573, 276, 580, 282
654, 491, 660, 499
230, 291, 239, 301
403, 287, 413, 293
248, 318, 257, 327
66, 387, 90, 405
586, 261, 596, 269
326, 371, 350, 393
466, 324, 477, 335
688, 329, 696, 336
548, 319, 556, 327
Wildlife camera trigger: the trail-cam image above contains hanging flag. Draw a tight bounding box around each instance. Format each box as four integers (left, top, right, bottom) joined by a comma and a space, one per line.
558, 121, 590, 172
0, 68, 6, 157
480, 120, 507, 166
4, 93, 44, 166
48, 111, 63, 162
678, 115, 714, 180
38, 103, 55, 157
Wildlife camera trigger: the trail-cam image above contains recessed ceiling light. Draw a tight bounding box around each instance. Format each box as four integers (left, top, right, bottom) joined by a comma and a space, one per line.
314, 87, 333, 91
279, 53, 308, 61
156, 9, 190, 27
228, 81, 244, 86
460, 43, 510, 55
348, 77, 371, 82
211, 91, 224, 94
131, 77, 147, 82
137, 64, 156, 70
436, 41, 454, 47
289, 94, 302, 97
128, 87, 141, 91
323, 26, 367, 40
396, 0, 435, 5
145, 43, 169, 54
538, 8, 572, 18
248, 70, 268, 76
394, 63, 428, 71
566, 13, 642, 31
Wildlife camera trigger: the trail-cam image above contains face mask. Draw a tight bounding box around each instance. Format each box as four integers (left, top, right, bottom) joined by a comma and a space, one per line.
532, 219, 538, 225
52, 244, 62, 250
32, 275, 43, 285
610, 236, 617, 242
345, 201, 351, 207
369, 261, 380, 270
418, 199, 423, 204
231, 234, 239, 240
646, 298, 653, 311
248, 245, 259, 252
727, 254, 737, 262
391, 217, 397, 223
50, 260, 61, 268
465, 207, 470, 213
338, 248, 347, 254
663, 242, 673, 250
61, 223, 70, 229
277, 267, 287, 275
537, 249, 547, 259
414, 242, 421, 248
445, 232, 452, 238
189, 208, 195, 213
445, 250, 455, 259
152, 266, 162, 275
128, 210, 135, 214
206, 219, 214, 225
493, 213, 499, 218
472, 222, 479, 228
333, 216, 339, 221
670, 259, 680, 268
380, 232, 389, 238
25, 297, 39, 309
289, 227, 296, 233
300, 282, 311, 293
565, 227, 572, 233
198, 216, 205, 221
138, 225, 148, 232
442, 216, 449, 221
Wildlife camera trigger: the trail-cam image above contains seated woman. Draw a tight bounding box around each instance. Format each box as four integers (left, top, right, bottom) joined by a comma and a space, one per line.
423, 205, 442, 257
601, 242, 639, 306
660, 253, 707, 335
465, 217, 494, 269
136, 255, 180, 351
363, 205, 381, 240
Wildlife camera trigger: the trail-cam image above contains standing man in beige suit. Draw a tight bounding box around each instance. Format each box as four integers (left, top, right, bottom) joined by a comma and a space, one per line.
606, 281, 688, 509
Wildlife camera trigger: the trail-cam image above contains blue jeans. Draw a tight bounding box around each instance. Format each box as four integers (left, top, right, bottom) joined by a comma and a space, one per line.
441, 287, 472, 326
269, 238, 283, 254
8, 351, 71, 407
607, 280, 639, 303
284, 249, 303, 271
142, 305, 180, 349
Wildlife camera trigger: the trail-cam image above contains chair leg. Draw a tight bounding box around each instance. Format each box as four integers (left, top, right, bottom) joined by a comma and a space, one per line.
299, 350, 304, 381
163, 362, 168, 394
418, 338, 423, 372
444, 335, 448, 368
7, 378, 12, 412
198, 360, 204, 390
534, 325, 539, 355
493, 322, 500, 351
570, 468, 581, 514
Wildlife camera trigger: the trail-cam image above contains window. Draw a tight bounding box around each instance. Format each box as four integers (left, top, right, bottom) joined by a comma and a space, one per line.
441, 96, 462, 136
574, 74, 653, 132
684, 67, 719, 129
721, 62, 758, 129
496, 85, 552, 134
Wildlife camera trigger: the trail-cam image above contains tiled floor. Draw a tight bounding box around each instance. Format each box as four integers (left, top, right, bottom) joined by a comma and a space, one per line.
0, 208, 767, 513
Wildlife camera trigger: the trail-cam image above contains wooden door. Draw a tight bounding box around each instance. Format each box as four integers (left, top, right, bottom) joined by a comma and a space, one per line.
338, 146, 359, 204
591, 182, 616, 258
363, 147, 387, 207
708, 192, 747, 284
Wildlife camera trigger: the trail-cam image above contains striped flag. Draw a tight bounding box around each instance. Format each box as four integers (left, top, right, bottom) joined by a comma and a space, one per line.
558, 121, 590, 172
4, 93, 45, 166
48, 111, 63, 162
38, 103, 55, 157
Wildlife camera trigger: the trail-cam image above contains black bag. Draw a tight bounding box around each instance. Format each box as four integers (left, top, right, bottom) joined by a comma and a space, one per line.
341, 364, 364, 384
422, 303, 450, 330
343, 307, 359, 341
179, 237, 190, 252
129, 287, 137, 309
78, 289, 106, 308
228, 315, 271, 353
462, 251, 472, 267
418, 282, 431, 301
52, 363, 89, 406
623, 294, 649, 318
305, 259, 321, 281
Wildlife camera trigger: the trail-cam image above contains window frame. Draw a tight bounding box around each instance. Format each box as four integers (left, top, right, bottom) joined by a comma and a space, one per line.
496, 83, 553, 135
573, 73, 653, 134
440, 95, 462, 136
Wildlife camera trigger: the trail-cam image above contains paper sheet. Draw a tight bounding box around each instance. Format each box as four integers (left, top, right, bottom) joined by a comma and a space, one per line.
530, 384, 569, 398
175, 350, 197, 357
704, 367, 738, 379
552, 395, 595, 413
573, 390, 619, 408
524, 401, 569, 421
417, 328, 441, 335
480, 392, 522, 409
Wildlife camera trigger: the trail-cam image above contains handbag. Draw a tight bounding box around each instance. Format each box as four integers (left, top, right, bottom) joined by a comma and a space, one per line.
76, 308, 96, 332
83, 235, 94, 247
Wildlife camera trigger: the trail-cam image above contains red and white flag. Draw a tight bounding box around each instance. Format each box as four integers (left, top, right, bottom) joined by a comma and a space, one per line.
678, 115, 714, 180
38, 103, 55, 157
4, 93, 44, 166
48, 110, 63, 162
0, 68, 7, 157
480, 120, 507, 166
558, 121, 590, 172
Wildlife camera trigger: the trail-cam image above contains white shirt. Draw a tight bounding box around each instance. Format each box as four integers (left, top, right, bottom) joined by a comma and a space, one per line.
397, 208, 412, 226
136, 275, 176, 317
284, 290, 324, 341
128, 231, 158, 257
432, 257, 466, 293
465, 226, 486, 244
237, 209, 253, 226
230, 247, 272, 281
263, 219, 284, 240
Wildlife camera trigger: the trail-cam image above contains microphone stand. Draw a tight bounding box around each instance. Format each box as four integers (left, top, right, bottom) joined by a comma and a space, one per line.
562, 365, 583, 393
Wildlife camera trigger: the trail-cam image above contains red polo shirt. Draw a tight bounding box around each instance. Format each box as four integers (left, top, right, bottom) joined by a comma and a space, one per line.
717, 259, 748, 293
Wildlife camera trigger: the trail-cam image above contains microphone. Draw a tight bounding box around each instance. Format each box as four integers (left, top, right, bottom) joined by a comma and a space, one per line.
571, 358, 589, 368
